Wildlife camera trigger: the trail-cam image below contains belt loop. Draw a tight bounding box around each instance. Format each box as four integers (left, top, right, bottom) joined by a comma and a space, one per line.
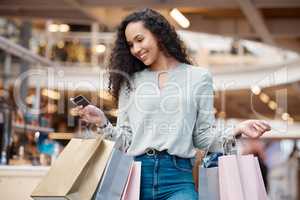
145, 148, 169, 156
146, 148, 156, 156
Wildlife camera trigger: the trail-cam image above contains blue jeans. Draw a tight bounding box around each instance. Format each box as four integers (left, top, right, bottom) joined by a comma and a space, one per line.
134, 152, 198, 200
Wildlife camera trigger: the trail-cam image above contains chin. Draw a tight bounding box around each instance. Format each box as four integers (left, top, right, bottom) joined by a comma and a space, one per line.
142, 58, 154, 66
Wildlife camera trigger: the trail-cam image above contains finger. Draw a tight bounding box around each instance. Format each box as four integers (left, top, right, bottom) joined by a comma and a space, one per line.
70, 107, 81, 116
252, 123, 264, 133
78, 105, 84, 112
257, 121, 271, 132
74, 105, 83, 110
71, 105, 83, 113
70, 108, 77, 116
80, 117, 89, 123
81, 108, 91, 117
78, 109, 85, 117
261, 121, 271, 131
255, 122, 268, 131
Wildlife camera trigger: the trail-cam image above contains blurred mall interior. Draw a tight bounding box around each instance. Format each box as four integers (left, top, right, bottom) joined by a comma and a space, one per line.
0, 0, 300, 199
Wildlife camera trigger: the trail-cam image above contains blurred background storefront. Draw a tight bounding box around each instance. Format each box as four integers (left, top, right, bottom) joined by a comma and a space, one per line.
0, 0, 300, 199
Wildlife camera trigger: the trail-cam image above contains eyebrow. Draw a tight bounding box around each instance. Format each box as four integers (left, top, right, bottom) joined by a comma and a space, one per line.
127, 33, 143, 43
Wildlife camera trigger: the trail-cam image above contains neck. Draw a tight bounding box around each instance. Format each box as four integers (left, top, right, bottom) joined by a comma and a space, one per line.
149, 52, 179, 71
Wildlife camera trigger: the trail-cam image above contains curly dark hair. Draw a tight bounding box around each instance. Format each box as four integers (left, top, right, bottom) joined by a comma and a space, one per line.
108, 8, 191, 100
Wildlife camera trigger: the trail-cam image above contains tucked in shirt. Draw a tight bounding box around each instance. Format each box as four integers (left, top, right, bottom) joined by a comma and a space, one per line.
98, 63, 233, 158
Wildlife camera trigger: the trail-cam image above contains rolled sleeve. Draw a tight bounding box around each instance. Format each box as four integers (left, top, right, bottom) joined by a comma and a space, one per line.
97, 86, 133, 152
192, 71, 234, 153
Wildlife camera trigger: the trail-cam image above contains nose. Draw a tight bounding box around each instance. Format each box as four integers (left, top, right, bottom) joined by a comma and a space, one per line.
132, 43, 142, 56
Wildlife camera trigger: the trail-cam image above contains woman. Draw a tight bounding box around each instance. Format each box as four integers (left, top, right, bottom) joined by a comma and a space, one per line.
75, 8, 271, 200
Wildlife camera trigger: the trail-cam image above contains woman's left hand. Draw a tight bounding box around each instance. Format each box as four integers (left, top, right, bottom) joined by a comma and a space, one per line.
235, 120, 271, 138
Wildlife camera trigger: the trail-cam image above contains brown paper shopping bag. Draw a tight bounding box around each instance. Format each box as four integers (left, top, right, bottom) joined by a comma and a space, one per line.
31, 136, 114, 200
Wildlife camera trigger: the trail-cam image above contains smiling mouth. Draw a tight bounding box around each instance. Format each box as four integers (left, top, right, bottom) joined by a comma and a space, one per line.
139, 52, 147, 61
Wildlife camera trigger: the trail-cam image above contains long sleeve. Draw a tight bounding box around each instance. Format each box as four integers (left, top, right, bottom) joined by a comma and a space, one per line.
97, 87, 133, 152
192, 71, 234, 153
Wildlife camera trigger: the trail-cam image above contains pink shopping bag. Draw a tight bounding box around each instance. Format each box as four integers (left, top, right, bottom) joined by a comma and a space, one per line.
121, 162, 141, 200
219, 154, 268, 200
219, 155, 244, 200
254, 157, 268, 200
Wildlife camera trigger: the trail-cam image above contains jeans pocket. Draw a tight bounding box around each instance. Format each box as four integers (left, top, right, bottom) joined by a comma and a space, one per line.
172, 156, 193, 173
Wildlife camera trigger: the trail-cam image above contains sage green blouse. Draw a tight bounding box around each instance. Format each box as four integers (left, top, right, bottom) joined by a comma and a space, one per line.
98, 63, 233, 158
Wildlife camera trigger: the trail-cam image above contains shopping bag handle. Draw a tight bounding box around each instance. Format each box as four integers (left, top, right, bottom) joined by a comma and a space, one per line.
202, 128, 238, 159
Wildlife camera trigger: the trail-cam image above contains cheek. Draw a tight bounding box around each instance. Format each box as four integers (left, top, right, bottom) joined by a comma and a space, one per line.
143, 36, 158, 50
147, 41, 160, 55
150, 45, 160, 59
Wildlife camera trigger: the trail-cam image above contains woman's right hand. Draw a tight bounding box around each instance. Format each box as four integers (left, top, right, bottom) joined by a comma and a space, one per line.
72, 105, 107, 126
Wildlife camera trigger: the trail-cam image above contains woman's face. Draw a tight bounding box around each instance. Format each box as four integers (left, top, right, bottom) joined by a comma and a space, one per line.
125, 21, 161, 66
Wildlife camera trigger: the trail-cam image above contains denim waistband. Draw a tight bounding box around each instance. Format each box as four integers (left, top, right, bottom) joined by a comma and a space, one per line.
134, 150, 192, 161
134, 151, 169, 159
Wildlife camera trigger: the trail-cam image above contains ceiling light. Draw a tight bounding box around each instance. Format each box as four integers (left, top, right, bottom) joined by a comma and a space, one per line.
42, 89, 60, 100
268, 101, 277, 110
251, 86, 261, 95
48, 24, 59, 32
170, 8, 190, 28
281, 113, 290, 121
57, 41, 65, 49
259, 93, 270, 103
95, 44, 106, 54
59, 24, 70, 32
49, 24, 70, 32
69, 108, 78, 116
288, 117, 294, 125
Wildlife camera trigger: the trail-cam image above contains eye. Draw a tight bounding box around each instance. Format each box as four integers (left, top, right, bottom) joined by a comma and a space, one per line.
137, 37, 143, 42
